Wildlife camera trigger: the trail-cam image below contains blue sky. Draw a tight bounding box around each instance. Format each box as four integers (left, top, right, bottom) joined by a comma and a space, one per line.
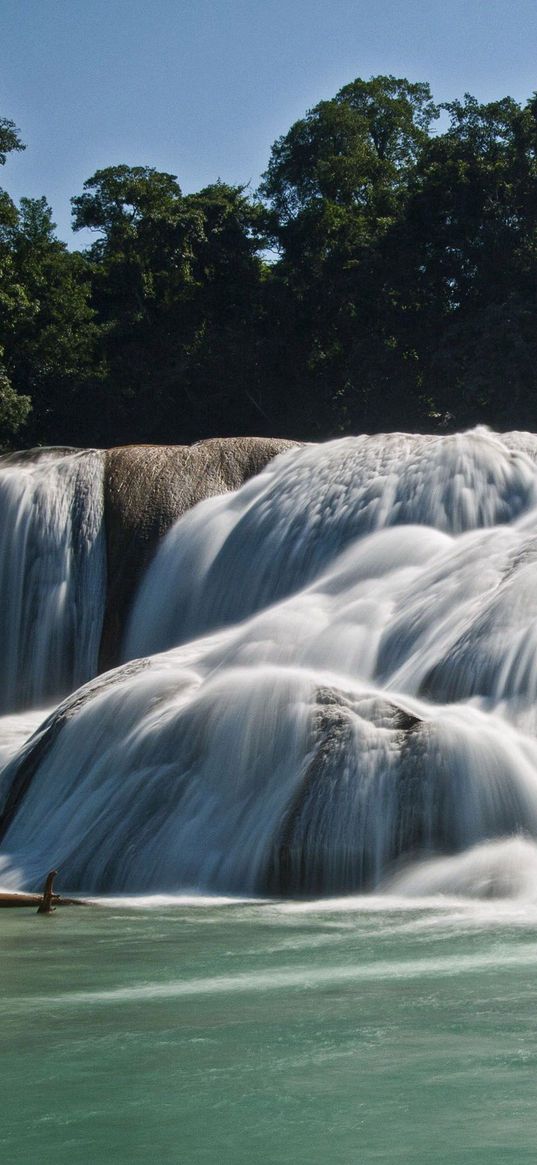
3, 0, 537, 245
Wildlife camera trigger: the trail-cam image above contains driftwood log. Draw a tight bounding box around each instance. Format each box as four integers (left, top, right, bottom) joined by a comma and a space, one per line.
0, 891, 92, 907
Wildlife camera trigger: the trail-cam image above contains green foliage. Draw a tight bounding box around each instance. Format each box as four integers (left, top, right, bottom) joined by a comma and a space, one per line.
0, 192, 100, 445
5, 79, 537, 448
70, 166, 269, 442
256, 81, 537, 436
260, 76, 438, 239
0, 119, 24, 235
0, 359, 31, 445
0, 118, 24, 167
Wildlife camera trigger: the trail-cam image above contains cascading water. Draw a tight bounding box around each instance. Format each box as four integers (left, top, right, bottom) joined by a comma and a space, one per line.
0, 449, 106, 713
4, 427, 537, 898
123, 428, 537, 657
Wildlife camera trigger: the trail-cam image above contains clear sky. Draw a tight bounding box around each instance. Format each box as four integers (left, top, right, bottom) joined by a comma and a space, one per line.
3, 0, 537, 245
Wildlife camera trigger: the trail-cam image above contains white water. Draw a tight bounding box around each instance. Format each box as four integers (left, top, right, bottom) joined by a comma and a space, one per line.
5, 428, 537, 898
0, 449, 106, 712
122, 427, 536, 652
0, 705, 52, 759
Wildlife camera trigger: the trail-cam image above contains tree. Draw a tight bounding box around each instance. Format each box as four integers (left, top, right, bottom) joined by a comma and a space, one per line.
0, 117, 24, 167
72, 165, 183, 243
0, 194, 100, 445
255, 77, 439, 435
0, 359, 31, 444
71, 168, 270, 442
260, 76, 437, 244
368, 91, 537, 429
0, 118, 33, 445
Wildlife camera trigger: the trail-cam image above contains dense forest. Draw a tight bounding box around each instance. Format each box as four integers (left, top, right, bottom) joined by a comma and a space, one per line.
2, 75, 537, 448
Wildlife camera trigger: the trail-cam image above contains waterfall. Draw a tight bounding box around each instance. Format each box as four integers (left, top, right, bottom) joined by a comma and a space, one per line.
0, 449, 106, 713
123, 427, 537, 659
2, 657, 537, 896
4, 427, 537, 898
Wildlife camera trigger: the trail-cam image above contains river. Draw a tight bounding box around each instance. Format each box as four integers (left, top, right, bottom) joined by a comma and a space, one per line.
3, 895, 537, 1163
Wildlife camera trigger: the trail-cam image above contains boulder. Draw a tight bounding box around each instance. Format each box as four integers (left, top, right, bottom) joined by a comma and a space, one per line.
100, 437, 299, 669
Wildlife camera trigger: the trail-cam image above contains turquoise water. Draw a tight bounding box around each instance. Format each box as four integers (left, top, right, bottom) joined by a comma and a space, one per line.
3, 898, 537, 1164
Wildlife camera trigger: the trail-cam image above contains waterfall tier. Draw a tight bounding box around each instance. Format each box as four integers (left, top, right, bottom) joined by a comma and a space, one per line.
4, 427, 537, 897
0, 437, 296, 712
0, 449, 106, 713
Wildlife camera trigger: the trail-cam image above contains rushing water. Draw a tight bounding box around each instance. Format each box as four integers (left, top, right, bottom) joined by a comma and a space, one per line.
5, 430, 537, 895
3, 896, 537, 1164
4, 430, 537, 1160
0, 448, 105, 714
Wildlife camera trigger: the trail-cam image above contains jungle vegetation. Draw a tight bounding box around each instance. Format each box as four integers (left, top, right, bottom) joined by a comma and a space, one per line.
2, 75, 537, 447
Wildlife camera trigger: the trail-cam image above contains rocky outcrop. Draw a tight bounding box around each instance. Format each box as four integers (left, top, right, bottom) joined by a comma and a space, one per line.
265, 686, 424, 897
100, 437, 299, 669
0, 438, 299, 713
0, 669, 425, 891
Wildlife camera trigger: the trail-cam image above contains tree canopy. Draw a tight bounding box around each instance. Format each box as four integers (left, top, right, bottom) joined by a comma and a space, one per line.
3, 76, 537, 449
